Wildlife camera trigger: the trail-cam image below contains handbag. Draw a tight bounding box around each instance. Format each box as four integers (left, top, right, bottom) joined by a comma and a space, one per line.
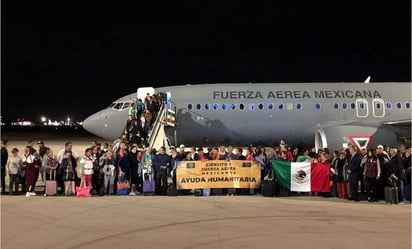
117, 180, 130, 190
76, 180, 91, 197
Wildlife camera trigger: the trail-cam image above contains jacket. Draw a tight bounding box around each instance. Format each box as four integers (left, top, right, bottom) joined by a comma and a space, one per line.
154, 153, 171, 172
347, 152, 362, 174
6, 156, 23, 174
80, 156, 94, 175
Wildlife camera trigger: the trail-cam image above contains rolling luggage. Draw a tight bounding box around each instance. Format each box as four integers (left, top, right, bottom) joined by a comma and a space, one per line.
385, 186, 399, 204
45, 170, 57, 196
262, 169, 275, 197
143, 180, 155, 195
262, 180, 276, 197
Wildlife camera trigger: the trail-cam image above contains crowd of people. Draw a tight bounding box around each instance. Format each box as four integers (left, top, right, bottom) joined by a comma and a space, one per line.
122, 92, 165, 145
1, 137, 410, 203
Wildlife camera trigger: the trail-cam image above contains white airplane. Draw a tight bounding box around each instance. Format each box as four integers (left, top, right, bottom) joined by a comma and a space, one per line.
83, 82, 411, 151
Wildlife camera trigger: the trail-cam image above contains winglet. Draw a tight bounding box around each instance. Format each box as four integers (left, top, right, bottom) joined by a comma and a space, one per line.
364, 76, 371, 83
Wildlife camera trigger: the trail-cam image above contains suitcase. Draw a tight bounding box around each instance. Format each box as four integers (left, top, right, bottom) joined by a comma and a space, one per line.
143, 180, 155, 195
385, 186, 399, 204
45, 170, 57, 196
167, 183, 177, 197
261, 180, 275, 197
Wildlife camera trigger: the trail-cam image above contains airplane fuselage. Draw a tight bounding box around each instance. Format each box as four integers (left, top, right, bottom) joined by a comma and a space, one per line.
83, 83, 411, 150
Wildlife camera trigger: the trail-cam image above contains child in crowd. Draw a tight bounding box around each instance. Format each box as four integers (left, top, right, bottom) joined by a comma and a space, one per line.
80, 148, 94, 188
6, 148, 23, 195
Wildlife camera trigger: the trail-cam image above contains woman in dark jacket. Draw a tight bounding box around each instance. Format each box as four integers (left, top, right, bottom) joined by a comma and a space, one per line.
336, 152, 348, 199
128, 146, 140, 195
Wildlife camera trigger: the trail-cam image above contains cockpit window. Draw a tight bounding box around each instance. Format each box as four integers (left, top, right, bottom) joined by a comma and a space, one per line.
122, 102, 131, 109
110, 101, 133, 110
112, 102, 124, 110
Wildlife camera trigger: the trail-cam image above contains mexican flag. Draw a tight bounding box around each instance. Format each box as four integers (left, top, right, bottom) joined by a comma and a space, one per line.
272, 161, 330, 192
166, 109, 176, 127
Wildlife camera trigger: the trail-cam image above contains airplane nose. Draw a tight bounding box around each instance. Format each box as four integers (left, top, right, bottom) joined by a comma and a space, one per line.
82, 111, 105, 136
82, 115, 95, 135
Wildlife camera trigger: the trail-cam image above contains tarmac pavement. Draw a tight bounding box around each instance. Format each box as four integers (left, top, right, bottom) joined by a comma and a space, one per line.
1, 195, 410, 249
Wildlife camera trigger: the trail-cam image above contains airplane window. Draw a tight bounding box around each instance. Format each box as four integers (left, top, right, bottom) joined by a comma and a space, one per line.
396, 102, 402, 109
315, 103, 321, 110
249, 103, 255, 110
239, 104, 245, 110
230, 103, 236, 110
359, 103, 365, 109
278, 103, 284, 110
350, 103, 356, 109
333, 103, 339, 109
222, 103, 227, 110
258, 103, 264, 110
406, 102, 411, 109
188, 104, 193, 110
113, 102, 123, 110
342, 103, 348, 109
196, 104, 202, 110
213, 103, 219, 110
376, 102, 381, 109
386, 102, 392, 109
109, 103, 116, 108
205, 104, 210, 110
296, 103, 302, 110
268, 103, 274, 110
122, 102, 131, 109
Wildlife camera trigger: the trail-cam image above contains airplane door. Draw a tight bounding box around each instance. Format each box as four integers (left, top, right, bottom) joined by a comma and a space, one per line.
165, 92, 171, 109
355, 99, 369, 118
372, 98, 385, 118
137, 87, 155, 101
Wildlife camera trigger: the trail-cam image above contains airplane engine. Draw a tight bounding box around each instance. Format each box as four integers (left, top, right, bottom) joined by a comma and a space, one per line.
315, 125, 398, 152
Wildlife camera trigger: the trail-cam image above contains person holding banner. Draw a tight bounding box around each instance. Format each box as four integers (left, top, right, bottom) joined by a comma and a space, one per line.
169, 148, 181, 188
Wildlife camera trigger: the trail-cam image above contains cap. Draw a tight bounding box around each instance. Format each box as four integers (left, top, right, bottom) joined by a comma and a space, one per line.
179, 144, 185, 148
37, 141, 44, 144
377, 145, 384, 149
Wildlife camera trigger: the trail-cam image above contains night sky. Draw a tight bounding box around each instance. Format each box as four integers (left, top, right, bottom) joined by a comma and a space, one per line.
2, 1, 411, 122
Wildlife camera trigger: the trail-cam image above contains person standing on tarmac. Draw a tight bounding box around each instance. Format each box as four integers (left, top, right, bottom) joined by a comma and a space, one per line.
154, 146, 171, 195
346, 145, 362, 201
1, 139, 8, 195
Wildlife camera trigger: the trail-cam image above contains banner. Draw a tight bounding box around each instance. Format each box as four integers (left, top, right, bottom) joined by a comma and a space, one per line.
176, 160, 261, 189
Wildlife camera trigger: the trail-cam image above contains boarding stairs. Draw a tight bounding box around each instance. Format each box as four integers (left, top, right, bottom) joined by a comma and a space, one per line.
138, 87, 175, 151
